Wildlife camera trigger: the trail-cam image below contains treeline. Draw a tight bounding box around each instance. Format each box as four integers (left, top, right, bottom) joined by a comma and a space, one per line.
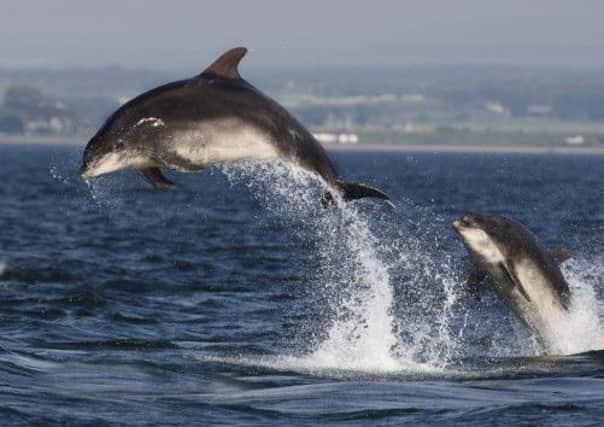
1, 64, 603, 135
0, 85, 74, 134
266, 65, 604, 124
0, 84, 120, 135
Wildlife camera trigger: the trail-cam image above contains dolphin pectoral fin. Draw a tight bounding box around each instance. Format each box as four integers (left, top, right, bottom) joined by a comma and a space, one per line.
550, 247, 571, 264
335, 180, 390, 202
468, 267, 485, 301
139, 168, 176, 190
500, 262, 532, 302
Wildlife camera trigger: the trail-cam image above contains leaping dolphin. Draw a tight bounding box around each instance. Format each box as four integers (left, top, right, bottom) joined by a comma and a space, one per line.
79, 47, 389, 205
452, 213, 572, 349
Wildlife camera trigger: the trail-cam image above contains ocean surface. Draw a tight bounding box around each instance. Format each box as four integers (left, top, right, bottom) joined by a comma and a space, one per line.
0, 144, 603, 426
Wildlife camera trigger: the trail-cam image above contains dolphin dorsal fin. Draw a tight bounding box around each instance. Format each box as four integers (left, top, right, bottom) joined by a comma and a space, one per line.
201, 47, 247, 80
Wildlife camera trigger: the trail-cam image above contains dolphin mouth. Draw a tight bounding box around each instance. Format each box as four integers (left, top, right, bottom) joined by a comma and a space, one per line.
79, 165, 93, 181
452, 215, 473, 231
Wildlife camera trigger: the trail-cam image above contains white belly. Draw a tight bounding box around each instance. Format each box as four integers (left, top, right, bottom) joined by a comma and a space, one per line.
513, 259, 569, 345
171, 118, 280, 168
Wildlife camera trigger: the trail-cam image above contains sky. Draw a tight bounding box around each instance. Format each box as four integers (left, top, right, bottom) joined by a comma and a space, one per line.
1, 0, 604, 70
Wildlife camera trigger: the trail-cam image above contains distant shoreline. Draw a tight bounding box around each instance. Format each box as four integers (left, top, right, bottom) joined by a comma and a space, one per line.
2, 135, 604, 155
325, 143, 604, 155
0, 135, 85, 146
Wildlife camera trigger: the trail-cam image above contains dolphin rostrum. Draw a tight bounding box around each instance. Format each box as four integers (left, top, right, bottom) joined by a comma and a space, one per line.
452, 213, 572, 349
80, 47, 388, 205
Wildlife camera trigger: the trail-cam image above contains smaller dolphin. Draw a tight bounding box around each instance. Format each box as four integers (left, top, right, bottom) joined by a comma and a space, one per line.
79, 47, 388, 206
452, 213, 572, 348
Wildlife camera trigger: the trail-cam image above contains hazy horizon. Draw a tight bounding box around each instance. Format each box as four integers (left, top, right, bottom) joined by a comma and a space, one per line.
2, 0, 604, 70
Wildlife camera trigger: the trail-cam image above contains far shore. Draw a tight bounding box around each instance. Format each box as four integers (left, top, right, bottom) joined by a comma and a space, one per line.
1, 134, 604, 155
0, 135, 85, 146
326, 142, 604, 155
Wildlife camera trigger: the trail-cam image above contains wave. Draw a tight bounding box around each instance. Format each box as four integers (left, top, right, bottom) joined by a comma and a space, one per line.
221, 161, 467, 372
198, 348, 604, 382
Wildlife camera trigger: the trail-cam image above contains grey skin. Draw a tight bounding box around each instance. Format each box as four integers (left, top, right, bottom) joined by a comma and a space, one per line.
452, 213, 572, 348
80, 47, 388, 205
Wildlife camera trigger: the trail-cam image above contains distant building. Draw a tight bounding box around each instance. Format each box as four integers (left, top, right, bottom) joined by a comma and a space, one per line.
485, 101, 509, 115
1, 84, 76, 135
24, 116, 74, 134
338, 133, 359, 144
400, 122, 416, 133
313, 132, 359, 144
564, 135, 585, 145
313, 132, 337, 143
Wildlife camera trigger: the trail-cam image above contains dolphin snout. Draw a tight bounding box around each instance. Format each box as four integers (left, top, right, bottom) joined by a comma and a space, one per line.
79, 163, 93, 181
452, 215, 473, 231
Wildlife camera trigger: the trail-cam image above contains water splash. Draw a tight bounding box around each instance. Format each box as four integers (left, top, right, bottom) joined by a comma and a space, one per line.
49, 165, 72, 185
302, 206, 400, 371
388, 222, 468, 367
84, 176, 125, 212
48, 155, 125, 214
221, 160, 458, 373
546, 256, 604, 355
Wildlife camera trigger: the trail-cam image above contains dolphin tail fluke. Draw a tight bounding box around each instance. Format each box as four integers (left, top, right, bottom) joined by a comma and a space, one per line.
321, 180, 389, 207
139, 168, 176, 190
336, 180, 389, 202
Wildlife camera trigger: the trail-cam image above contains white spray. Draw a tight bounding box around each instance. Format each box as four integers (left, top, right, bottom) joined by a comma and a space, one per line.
221, 161, 454, 374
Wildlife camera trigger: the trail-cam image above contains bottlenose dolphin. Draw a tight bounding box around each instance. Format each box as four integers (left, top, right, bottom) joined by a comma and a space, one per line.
452, 213, 572, 348
79, 47, 388, 205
